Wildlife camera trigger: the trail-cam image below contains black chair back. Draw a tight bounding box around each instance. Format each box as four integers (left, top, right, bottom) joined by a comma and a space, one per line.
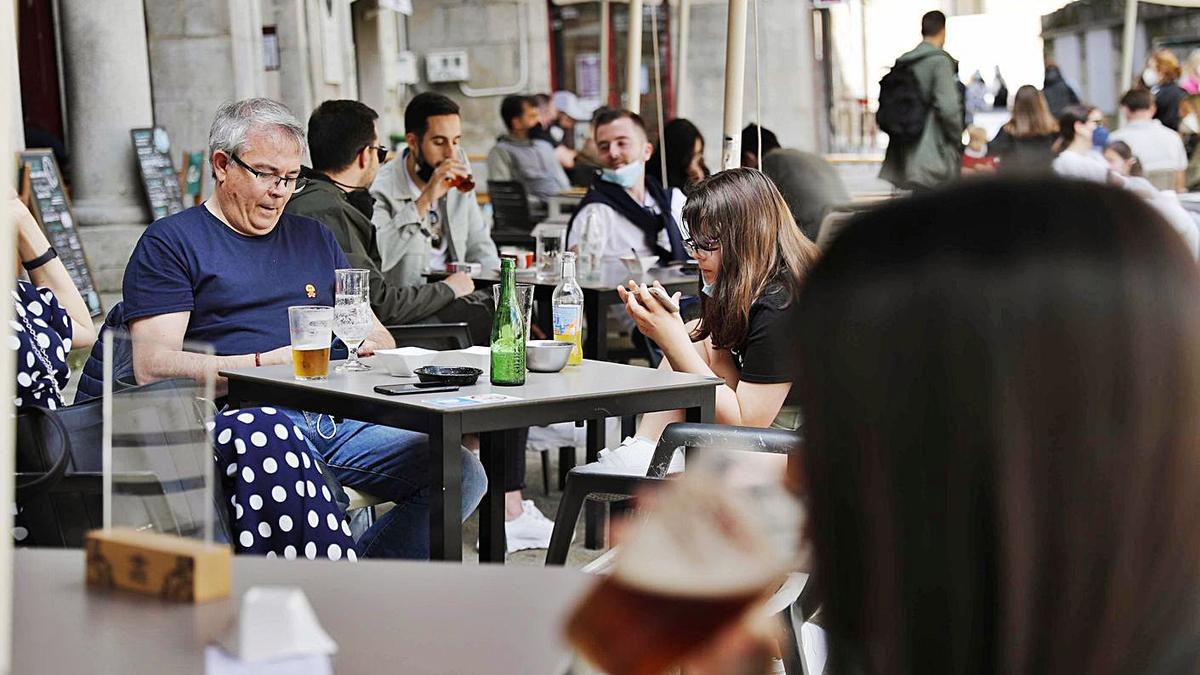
386, 322, 472, 351
488, 180, 537, 247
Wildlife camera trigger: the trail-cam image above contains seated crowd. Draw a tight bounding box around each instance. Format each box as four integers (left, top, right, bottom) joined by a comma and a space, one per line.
14, 84, 1200, 671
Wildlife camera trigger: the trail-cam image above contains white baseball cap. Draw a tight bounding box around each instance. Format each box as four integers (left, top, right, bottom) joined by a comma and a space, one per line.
552, 90, 599, 122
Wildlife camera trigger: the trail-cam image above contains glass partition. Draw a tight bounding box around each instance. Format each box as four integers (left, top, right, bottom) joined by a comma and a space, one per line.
101, 330, 219, 544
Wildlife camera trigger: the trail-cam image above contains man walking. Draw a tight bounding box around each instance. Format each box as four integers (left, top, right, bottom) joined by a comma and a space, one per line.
879, 10, 963, 190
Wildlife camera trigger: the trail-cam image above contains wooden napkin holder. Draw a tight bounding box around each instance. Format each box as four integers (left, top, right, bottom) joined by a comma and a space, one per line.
85, 527, 232, 603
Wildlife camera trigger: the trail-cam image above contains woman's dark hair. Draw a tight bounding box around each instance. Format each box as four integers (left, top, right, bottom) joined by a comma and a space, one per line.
683, 168, 820, 350
649, 118, 707, 190
307, 99, 379, 173
1055, 104, 1093, 150
1104, 140, 1145, 177
793, 178, 1200, 674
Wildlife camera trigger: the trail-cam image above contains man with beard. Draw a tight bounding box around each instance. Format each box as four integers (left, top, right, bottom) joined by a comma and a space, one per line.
286, 99, 480, 328
370, 93, 499, 293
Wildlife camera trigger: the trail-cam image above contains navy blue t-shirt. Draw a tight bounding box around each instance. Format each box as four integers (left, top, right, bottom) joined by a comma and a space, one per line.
122, 205, 350, 356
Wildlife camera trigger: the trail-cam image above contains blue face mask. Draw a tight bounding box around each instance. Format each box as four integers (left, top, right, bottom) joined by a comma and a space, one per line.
1092, 125, 1109, 149
701, 279, 716, 296
600, 161, 644, 189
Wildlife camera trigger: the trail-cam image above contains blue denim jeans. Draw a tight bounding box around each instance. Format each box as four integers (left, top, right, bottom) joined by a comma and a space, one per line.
280, 409, 487, 559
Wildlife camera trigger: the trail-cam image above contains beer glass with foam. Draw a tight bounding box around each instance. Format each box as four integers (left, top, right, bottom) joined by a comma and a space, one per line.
565, 450, 802, 674
288, 305, 333, 380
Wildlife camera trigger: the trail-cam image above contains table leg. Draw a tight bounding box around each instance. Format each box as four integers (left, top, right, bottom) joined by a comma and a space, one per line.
584, 417, 606, 550
478, 430, 512, 564
685, 394, 716, 424
584, 292, 606, 360
429, 415, 463, 561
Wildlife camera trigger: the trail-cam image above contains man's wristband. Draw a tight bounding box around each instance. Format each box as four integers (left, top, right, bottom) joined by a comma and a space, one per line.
21, 246, 57, 272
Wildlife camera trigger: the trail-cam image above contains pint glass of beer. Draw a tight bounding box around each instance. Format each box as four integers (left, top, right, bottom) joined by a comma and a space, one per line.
288, 306, 333, 380
564, 451, 801, 674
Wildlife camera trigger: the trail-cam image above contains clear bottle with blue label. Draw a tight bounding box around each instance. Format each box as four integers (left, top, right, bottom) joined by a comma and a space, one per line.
552, 252, 584, 365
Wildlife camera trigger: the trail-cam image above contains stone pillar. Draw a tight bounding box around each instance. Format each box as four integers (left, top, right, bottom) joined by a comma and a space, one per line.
58, 0, 154, 296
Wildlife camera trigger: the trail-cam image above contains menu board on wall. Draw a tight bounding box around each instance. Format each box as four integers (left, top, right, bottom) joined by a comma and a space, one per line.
131, 127, 185, 221
17, 150, 103, 317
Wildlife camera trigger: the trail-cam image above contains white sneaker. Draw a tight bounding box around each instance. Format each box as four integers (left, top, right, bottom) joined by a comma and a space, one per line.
590, 436, 684, 475
504, 500, 556, 553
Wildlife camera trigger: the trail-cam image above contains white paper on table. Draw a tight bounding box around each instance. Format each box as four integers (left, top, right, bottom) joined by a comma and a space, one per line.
204, 646, 333, 675
216, 586, 337, 664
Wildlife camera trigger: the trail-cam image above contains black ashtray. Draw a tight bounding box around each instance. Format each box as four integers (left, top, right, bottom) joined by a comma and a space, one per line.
414, 366, 483, 385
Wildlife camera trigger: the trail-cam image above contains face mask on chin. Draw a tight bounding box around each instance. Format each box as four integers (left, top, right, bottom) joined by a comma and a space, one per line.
600, 160, 644, 189
1092, 125, 1109, 149
344, 189, 376, 219
411, 146, 436, 183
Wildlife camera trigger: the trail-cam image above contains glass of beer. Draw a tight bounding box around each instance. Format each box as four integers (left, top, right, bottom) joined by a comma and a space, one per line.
564, 450, 801, 674
448, 146, 476, 193
288, 305, 333, 380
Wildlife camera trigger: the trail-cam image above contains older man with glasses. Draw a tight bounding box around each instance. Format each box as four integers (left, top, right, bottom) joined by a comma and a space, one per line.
116, 97, 487, 559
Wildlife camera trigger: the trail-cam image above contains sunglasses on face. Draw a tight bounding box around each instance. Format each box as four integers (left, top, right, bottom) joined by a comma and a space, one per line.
365, 144, 389, 164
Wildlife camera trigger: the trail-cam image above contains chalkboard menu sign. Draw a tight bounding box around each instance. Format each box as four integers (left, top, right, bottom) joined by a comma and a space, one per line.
131, 127, 185, 221
18, 150, 103, 317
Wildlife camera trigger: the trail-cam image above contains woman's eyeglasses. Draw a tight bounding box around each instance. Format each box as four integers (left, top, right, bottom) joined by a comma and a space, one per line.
229, 152, 308, 191
683, 236, 719, 256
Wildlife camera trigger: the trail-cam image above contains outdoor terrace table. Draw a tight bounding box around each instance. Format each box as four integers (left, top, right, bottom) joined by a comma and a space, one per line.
222, 350, 718, 562
547, 187, 586, 220
430, 261, 700, 360
12, 548, 591, 674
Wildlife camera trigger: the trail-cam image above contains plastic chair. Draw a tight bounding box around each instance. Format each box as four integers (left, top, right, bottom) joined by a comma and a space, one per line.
545, 422, 800, 566
488, 180, 538, 247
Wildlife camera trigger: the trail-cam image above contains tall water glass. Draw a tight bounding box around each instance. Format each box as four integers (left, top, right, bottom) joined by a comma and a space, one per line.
492, 283, 534, 341
288, 306, 333, 381
335, 268, 373, 372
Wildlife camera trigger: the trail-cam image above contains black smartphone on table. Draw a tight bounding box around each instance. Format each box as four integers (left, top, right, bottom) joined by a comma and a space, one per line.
374, 383, 460, 396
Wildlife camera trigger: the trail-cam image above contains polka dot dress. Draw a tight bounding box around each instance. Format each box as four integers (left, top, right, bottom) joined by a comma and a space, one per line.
10, 280, 71, 410
212, 407, 357, 561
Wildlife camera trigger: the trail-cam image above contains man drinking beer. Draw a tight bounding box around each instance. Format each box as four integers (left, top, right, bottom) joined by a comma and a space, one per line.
118, 98, 487, 559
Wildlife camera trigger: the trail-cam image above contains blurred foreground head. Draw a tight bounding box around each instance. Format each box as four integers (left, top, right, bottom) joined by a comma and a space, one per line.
793, 179, 1200, 673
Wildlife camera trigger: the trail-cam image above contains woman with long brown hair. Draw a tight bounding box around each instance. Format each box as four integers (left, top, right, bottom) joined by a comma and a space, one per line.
989, 84, 1060, 174
612, 168, 819, 459
792, 178, 1200, 673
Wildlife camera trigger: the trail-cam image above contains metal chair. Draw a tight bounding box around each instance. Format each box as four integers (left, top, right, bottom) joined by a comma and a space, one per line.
545, 422, 801, 565
488, 180, 538, 248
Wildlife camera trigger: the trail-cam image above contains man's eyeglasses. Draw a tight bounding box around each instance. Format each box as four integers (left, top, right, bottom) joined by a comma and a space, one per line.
683, 236, 719, 256
229, 152, 308, 191
365, 144, 389, 164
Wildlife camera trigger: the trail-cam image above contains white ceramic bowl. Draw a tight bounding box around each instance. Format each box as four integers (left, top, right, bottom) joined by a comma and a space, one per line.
372, 347, 437, 377
525, 340, 574, 373
619, 255, 660, 277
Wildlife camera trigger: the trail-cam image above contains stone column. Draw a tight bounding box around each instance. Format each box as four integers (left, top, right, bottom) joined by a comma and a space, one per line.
58, 0, 154, 296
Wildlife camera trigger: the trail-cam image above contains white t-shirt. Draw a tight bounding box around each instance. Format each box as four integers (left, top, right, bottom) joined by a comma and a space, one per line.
670, 187, 687, 233
567, 192, 672, 261
403, 164, 450, 270
1108, 120, 1188, 174
1054, 149, 1200, 259
1051, 149, 1109, 182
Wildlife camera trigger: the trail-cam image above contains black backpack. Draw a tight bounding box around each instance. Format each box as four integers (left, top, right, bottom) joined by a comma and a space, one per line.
876, 53, 937, 144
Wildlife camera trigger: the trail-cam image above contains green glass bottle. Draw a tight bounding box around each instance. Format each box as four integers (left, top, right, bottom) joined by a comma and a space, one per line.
490, 256, 526, 386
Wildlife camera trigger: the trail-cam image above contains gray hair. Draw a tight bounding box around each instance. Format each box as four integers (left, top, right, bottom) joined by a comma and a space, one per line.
208, 97, 307, 159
